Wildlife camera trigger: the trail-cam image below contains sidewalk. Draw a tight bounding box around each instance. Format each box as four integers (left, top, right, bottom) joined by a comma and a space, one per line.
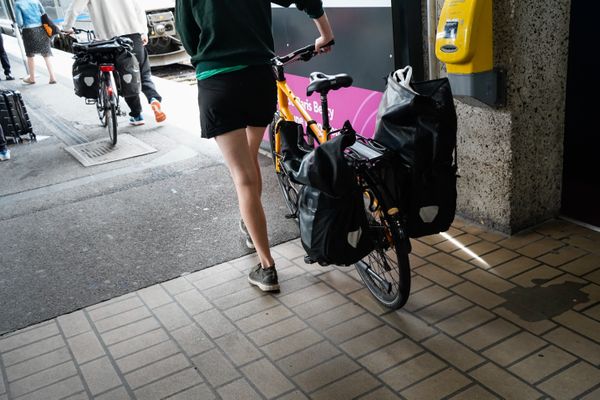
1, 217, 599, 400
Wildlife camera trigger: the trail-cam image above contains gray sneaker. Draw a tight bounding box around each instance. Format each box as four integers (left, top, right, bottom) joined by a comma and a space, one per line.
248, 264, 279, 292
239, 219, 255, 249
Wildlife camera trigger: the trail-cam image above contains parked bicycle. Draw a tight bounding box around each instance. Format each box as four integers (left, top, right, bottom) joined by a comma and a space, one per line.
269, 43, 412, 309
70, 28, 134, 146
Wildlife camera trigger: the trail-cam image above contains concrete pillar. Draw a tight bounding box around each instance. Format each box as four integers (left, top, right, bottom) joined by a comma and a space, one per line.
431, 0, 572, 233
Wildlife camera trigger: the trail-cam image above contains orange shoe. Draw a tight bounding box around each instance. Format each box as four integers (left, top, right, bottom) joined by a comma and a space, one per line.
150, 99, 166, 123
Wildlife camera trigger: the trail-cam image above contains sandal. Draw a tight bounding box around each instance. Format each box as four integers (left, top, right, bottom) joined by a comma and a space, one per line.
21, 77, 35, 84
49, 79, 57, 84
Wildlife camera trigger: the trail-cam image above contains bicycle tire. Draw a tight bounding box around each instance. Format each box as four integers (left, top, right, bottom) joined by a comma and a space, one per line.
355, 188, 411, 309
106, 101, 117, 146
96, 83, 107, 127
268, 112, 301, 218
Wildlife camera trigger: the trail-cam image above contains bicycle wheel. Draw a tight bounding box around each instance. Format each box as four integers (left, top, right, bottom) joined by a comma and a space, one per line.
355, 187, 411, 309
268, 112, 301, 218
104, 73, 118, 146
96, 83, 107, 127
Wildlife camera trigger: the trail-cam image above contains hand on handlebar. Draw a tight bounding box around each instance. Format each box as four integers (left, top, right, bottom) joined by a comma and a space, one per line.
315, 36, 334, 54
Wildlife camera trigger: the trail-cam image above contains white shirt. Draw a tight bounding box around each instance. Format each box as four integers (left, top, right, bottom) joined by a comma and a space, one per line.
63, 0, 147, 40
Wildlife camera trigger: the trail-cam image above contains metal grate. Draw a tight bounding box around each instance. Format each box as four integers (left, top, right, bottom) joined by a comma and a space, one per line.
65, 134, 157, 167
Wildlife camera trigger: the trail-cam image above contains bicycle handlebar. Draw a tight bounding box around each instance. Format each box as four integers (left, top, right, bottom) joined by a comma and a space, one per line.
272, 39, 335, 66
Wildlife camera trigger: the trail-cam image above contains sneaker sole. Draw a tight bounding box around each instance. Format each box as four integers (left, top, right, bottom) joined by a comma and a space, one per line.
247, 276, 280, 292
129, 121, 145, 126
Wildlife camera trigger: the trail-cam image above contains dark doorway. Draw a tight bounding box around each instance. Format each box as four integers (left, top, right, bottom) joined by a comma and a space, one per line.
562, 0, 600, 227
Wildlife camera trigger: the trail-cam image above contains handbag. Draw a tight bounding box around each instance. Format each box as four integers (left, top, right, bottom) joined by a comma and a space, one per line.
374, 66, 458, 237
41, 14, 60, 37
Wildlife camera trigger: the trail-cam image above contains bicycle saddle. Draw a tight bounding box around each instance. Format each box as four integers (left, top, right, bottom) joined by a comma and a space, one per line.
307, 72, 353, 96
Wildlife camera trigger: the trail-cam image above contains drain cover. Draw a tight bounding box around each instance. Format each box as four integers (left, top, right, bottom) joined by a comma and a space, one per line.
65, 134, 158, 167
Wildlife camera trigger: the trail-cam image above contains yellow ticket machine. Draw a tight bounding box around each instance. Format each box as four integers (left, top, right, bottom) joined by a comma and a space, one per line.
435, 0, 502, 107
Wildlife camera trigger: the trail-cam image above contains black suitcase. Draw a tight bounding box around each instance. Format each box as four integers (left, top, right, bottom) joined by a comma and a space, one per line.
0, 89, 36, 143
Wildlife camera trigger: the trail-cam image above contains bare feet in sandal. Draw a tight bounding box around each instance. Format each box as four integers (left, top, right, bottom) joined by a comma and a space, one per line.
21, 77, 35, 84
49, 79, 57, 84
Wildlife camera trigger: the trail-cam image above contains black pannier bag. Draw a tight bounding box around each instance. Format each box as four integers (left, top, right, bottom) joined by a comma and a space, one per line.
374, 67, 458, 238
0, 89, 35, 142
72, 55, 99, 99
280, 122, 374, 266
114, 48, 141, 97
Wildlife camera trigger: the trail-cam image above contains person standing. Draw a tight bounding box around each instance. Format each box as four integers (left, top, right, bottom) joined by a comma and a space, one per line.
14, 0, 57, 84
62, 0, 166, 126
0, 33, 15, 81
0, 124, 10, 161
175, 0, 334, 291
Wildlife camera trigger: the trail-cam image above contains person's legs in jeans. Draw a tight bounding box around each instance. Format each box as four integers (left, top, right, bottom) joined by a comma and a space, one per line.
0, 34, 13, 79
124, 94, 144, 125
0, 124, 10, 160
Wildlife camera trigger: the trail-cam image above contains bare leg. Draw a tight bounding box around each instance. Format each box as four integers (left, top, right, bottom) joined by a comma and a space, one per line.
246, 126, 265, 196
215, 128, 274, 268
43, 56, 56, 82
26, 57, 35, 82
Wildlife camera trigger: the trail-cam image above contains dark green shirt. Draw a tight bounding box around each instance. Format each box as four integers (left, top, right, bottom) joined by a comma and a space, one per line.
175, 0, 324, 74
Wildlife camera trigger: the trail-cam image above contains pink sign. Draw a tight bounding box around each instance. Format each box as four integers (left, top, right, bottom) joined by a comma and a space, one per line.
282, 74, 383, 139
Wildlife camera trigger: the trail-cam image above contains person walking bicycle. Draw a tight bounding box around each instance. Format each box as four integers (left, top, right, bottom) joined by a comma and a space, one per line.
63, 0, 166, 126
175, 0, 334, 291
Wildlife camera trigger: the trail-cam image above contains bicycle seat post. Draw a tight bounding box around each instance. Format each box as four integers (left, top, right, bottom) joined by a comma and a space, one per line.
320, 92, 331, 135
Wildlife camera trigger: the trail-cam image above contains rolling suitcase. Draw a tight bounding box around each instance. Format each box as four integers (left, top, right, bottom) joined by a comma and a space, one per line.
0, 89, 36, 143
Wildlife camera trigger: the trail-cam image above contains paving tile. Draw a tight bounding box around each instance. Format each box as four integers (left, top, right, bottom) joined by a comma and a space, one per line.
4, 347, 71, 382
170, 324, 214, 357
404, 285, 452, 313
166, 384, 215, 400
137, 284, 173, 309
87, 293, 136, 312
62, 392, 91, 400
161, 277, 195, 296
516, 238, 565, 258
340, 325, 402, 358
191, 348, 240, 387
538, 361, 600, 400
422, 333, 484, 371
11, 375, 84, 400
101, 317, 161, 346
215, 331, 262, 366
538, 246, 588, 267
108, 329, 169, 360
469, 363, 541, 399
493, 306, 556, 335
347, 288, 395, 316
276, 341, 340, 376
191, 268, 245, 292
80, 356, 122, 395
497, 231, 544, 250
116, 340, 179, 373
133, 368, 203, 400
553, 310, 600, 342
409, 253, 428, 268
153, 302, 193, 331
241, 358, 294, 398
94, 306, 152, 333
0, 322, 59, 353
576, 283, 600, 312
275, 241, 306, 260
217, 378, 262, 400
57, 311, 92, 338
471, 248, 520, 269
419, 233, 448, 245
235, 305, 293, 333
10, 361, 77, 398
323, 313, 383, 344
477, 230, 508, 243
174, 289, 213, 316
311, 370, 379, 400
380, 353, 446, 391
293, 355, 360, 393
88, 297, 144, 322
197, 275, 250, 302
1, 335, 65, 367
318, 269, 363, 294
246, 317, 306, 347
193, 309, 237, 338
448, 385, 499, 399
67, 331, 105, 364
411, 239, 439, 257
410, 275, 434, 293
463, 269, 515, 293
452, 240, 500, 262
261, 328, 322, 361
560, 253, 600, 276
509, 345, 576, 384
358, 387, 402, 400
358, 338, 423, 375
544, 327, 600, 366
212, 286, 268, 311
414, 264, 464, 288
583, 303, 600, 321
580, 387, 600, 400
276, 390, 309, 400
419, 295, 473, 324
401, 368, 472, 400
95, 387, 132, 400
563, 235, 600, 254
278, 282, 333, 308
426, 252, 475, 274
457, 318, 520, 351
436, 306, 495, 336
489, 256, 539, 278
224, 296, 281, 321
125, 353, 190, 389
381, 310, 437, 341
482, 331, 547, 366
306, 303, 365, 331
585, 268, 600, 285
292, 292, 348, 320
0, 369, 4, 393
510, 265, 564, 287
451, 281, 505, 309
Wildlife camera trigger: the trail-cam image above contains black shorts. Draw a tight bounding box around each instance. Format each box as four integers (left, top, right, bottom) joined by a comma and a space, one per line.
196, 65, 277, 139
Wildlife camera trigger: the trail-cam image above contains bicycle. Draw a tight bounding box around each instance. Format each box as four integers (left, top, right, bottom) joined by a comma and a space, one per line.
269, 43, 412, 309
71, 28, 131, 146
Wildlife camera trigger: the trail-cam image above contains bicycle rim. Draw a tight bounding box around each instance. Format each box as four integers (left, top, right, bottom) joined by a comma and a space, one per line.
355, 191, 411, 309
269, 113, 300, 218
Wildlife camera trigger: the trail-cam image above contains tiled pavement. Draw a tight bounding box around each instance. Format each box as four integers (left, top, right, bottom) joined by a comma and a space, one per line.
1, 218, 599, 400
